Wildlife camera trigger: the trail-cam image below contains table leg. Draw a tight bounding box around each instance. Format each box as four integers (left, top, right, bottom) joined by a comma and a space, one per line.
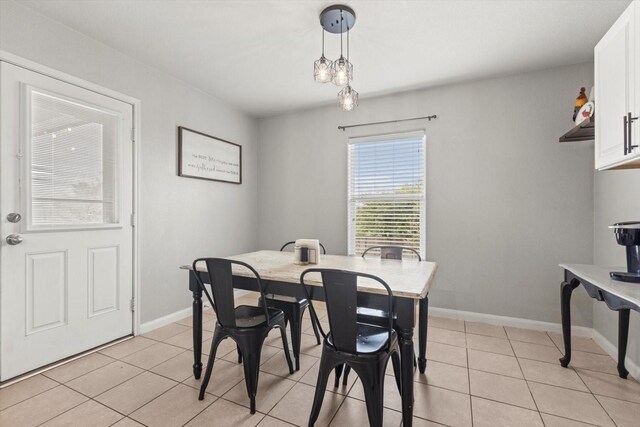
617, 309, 630, 379
190, 270, 203, 379
398, 328, 415, 427
418, 296, 428, 374
559, 279, 580, 368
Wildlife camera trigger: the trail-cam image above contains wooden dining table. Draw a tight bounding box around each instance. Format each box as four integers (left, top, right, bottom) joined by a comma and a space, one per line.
181, 250, 437, 426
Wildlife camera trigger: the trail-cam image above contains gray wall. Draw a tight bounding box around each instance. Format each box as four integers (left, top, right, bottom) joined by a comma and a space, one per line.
0, 1, 259, 323
1, 0, 608, 335
258, 63, 596, 326
594, 170, 640, 369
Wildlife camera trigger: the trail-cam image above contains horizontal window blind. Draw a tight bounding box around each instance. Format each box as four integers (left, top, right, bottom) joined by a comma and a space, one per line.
29, 89, 118, 227
348, 131, 426, 257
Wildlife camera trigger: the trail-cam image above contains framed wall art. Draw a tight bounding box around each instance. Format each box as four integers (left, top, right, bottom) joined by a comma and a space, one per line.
178, 126, 241, 184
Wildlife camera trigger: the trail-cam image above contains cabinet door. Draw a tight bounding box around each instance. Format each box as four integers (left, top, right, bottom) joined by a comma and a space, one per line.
595, 1, 637, 169
635, 1, 640, 151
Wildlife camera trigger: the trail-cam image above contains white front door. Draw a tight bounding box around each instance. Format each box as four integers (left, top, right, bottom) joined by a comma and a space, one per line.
0, 62, 134, 381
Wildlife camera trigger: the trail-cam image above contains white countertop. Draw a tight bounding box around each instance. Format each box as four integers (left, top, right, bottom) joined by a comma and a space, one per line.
560, 264, 640, 308
182, 250, 437, 299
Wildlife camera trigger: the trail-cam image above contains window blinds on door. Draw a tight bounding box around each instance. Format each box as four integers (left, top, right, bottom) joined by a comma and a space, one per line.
29, 89, 119, 228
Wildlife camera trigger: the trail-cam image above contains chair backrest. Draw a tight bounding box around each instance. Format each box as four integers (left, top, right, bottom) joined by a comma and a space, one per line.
300, 268, 394, 354
280, 241, 327, 254
192, 258, 269, 328
362, 245, 421, 261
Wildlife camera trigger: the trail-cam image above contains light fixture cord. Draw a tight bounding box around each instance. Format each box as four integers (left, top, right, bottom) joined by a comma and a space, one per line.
347, 24, 350, 61
340, 9, 343, 57
321, 28, 325, 56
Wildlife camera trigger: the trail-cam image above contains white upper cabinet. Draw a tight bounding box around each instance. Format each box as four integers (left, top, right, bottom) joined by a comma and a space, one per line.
595, 0, 640, 170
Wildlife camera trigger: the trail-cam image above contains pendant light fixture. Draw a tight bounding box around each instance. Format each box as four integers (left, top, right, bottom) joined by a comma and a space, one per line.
314, 5, 358, 111
330, 11, 353, 86
337, 24, 358, 110
337, 85, 358, 111
313, 29, 333, 83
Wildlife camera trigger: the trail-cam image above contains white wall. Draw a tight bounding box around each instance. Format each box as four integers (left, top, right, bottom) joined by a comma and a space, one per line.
0, 0, 259, 323
258, 63, 596, 326
593, 170, 640, 370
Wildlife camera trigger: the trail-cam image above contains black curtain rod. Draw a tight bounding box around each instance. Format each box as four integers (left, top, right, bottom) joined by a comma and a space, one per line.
337, 114, 437, 131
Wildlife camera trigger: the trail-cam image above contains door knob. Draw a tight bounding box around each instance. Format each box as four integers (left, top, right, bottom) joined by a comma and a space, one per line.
6, 234, 23, 245
7, 213, 22, 223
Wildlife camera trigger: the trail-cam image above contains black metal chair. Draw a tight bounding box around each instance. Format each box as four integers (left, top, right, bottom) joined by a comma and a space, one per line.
192, 258, 294, 414
362, 245, 422, 261
301, 268, 402, 427
336, 246, 421, 386
256, 241, 324, 370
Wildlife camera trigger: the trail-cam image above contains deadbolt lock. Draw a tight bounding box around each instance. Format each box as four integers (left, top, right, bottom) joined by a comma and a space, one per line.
7, 213, 21, 223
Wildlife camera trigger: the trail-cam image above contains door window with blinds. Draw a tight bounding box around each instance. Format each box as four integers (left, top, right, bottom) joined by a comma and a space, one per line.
23, 86, 121, 230
348, 131, 426, 257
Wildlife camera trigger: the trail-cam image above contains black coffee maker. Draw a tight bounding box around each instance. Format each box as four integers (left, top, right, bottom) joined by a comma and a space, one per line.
610, 222, 640, 283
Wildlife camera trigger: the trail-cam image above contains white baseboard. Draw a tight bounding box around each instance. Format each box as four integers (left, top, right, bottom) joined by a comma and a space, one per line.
139, 307, 192, 334
591, 329, 640, 381
429, 306, 593, 337
138, 290, 249, 335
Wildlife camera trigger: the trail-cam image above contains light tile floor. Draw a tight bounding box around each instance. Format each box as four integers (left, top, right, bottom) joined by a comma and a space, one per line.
1, 293, 639, 427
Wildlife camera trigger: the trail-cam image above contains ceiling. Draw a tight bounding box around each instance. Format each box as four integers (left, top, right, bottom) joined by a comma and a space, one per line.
20, 0, 630, 118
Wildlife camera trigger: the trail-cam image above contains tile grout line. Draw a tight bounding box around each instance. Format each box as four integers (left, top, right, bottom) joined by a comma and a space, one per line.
515, 331, 615, 427
131, 381, 217, 427
537, 411, 603, 427
12, 378, 86, 426
573, 368, 640, 405
0, 351, 121, 412
590, 393, 621, 426
31, 384, 125, 427
41, 353, 119, 383
0, 380, 62, 412
507, 331, 543, 421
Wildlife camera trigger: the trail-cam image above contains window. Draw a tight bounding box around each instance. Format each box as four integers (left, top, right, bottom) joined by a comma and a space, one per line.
26, 87, 120, 229
348, 131, 426, 257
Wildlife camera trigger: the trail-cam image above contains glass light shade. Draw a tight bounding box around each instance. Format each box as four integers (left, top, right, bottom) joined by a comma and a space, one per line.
331, 56, 353, 86
313, 55, 333, 83
338, 85, 358, 111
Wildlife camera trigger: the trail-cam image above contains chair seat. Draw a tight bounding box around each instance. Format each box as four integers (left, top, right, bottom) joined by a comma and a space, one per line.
234, 305, 283, 328
264, 294, 307, 305
327, 323, 396, 354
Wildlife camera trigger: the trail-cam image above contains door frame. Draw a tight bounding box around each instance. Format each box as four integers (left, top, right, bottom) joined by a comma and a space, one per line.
0, 51, 142, 369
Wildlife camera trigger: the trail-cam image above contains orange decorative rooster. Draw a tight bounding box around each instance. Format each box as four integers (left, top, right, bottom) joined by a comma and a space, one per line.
573, 87, 588, 121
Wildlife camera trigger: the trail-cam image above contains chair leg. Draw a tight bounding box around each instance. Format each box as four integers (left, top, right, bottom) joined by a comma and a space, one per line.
290, 308, 304, 371
342, 364, 351, 386
237, 345, 243, 363
199, 330, 225, 400
308, 353, 335, 427
277, 322, 295, 374
334, 364, 351, 386
333, 364, 344, 388
351, 363, 385, 427
307, 304, 322, 345
391, 351, 402, 395
238, 340, 262, 414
